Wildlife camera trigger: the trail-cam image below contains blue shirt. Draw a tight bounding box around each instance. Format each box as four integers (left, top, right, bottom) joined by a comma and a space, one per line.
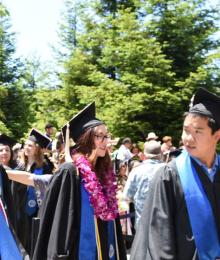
123, 159, 164, 227
191, 154, 219, 182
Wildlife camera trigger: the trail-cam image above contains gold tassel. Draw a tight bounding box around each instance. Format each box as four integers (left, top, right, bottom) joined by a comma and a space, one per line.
64, 123, 72, 162
94, 217, 103, 260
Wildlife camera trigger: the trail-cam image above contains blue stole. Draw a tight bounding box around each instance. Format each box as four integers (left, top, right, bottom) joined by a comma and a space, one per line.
176, 150, 220, 260
79, 183, 97, 260
0, 203, 22, 260
79, 182, 117, 260
25, 167, 43, 216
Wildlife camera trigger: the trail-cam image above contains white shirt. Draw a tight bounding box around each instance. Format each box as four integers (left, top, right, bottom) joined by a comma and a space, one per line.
116, 144, 132, 161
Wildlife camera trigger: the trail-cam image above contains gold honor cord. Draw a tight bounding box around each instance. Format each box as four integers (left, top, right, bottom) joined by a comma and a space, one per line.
114, 220, 120, 260
94, 216, 103, 260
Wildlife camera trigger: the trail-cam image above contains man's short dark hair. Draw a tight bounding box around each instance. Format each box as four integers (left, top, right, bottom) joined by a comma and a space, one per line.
45, 123, 53, 129
184, 112, 220, 134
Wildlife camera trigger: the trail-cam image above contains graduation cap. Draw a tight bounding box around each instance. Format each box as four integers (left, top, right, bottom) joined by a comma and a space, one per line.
169, 148, 182, 158
62, 102, 103, 143
28, 129, 51, 149
189, 88, 220, 127
0, 134, 16, 147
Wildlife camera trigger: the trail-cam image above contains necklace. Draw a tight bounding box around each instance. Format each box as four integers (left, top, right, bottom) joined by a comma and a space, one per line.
74, 154, 118, 221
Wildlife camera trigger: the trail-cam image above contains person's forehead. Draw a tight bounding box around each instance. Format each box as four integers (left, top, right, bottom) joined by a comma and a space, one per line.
94, 125, 108, 133
184, 114, 208, 128
0, 144, 10, 149
25, 139, 35, 145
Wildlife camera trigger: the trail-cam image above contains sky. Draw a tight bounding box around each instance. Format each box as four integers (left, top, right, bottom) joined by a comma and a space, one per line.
2, 0, 64, 62
2, 0, 220, 63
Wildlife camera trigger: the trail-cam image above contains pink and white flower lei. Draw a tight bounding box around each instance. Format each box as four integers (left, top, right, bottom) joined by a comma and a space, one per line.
73, 154, 118, 221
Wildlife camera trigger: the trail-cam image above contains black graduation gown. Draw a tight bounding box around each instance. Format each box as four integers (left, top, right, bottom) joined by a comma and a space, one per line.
0, 165, 28, 258
33, 162, 127, 260
130, 158, 220, 260
12, 162, 52, 255
0, 165, 16, 227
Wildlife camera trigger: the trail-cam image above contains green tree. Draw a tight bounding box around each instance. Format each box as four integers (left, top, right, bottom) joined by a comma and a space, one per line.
147, 0, 220, 79
61, 7, 177, 140
1, 83, 32, 139
21, 55, 55, 89
0, 4, 21, 84
0, 4, 32, 139
32, 87, 67, 132
55, 0, 220, 143
54, 0, 81, 62
98, 0, 137, 16
0, 85, 11, 134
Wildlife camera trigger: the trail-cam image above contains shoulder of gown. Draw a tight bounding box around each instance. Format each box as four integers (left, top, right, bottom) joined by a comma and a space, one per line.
130, 159, 185, 260
33, 162, 80, 260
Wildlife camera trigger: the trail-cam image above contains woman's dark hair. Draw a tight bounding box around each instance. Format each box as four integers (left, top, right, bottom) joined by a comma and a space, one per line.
0, 143, 17, 168
6, 145, 17, 168
184, 112, 220, 134
74, 126, 112, 181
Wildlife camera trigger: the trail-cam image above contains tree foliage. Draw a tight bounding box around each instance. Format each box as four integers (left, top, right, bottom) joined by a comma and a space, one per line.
147, 0, 220, 79
0, 4, 22, 84
0, 3, 32, 138
55, 0, 219, 143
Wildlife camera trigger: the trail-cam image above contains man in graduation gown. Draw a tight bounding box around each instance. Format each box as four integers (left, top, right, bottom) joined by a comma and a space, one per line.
130, 88, 220, 260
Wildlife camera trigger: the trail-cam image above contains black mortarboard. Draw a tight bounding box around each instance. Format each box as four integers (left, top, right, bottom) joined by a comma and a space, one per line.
0, 134, 16, 147
169, 148, 182, 158
62, 102, 103, 143
29, 129, 51, 149
189, 88, 220, 127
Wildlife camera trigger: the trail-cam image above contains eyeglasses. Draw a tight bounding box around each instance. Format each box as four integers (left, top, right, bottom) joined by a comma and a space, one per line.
94, 134, 111, 142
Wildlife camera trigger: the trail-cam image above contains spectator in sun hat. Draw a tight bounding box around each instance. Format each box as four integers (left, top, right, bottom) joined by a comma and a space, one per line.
146, 132, 158, 142
131, 88, 220, 260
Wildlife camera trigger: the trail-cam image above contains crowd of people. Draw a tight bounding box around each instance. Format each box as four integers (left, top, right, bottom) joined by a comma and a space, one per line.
0, 87, 220, 260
